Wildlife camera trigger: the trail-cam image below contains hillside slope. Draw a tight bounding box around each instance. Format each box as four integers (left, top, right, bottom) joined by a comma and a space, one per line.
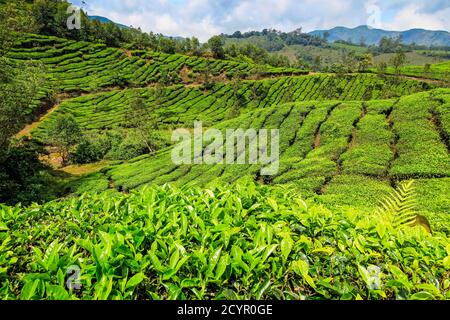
8, 33, 305, 98
62, 89, 450, 234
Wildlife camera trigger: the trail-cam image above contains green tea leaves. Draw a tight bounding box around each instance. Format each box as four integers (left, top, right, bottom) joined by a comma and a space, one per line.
1, 181, 449, 300
291, 260, 316, 289
126, 272, 146, 289
280, 235, 294, 261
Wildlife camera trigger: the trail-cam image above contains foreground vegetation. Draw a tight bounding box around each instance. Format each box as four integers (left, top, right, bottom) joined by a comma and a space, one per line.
1, 180, 449, 300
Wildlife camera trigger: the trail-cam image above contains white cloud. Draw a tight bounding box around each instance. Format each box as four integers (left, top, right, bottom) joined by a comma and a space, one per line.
383, 3, 450, 31
81, 0, 450, 41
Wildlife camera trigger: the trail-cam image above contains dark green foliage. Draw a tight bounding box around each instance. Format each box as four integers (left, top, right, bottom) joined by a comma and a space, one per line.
208, 35, 226, 59
0, 58, 46, 147
48, 114, 82, 165
0, 142, 57, 205
224, 28, 327, 51
70, 134, 111, 164
105, 131, 149, 161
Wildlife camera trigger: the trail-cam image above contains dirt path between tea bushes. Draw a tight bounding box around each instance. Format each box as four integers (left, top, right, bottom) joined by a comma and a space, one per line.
16, 103, 60, 138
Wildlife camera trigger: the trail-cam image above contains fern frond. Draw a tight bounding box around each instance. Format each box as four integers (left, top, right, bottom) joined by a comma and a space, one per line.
376, 180, 432, 233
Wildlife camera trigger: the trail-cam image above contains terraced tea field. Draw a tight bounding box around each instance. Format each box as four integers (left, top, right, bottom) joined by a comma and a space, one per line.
8, 33, 305, 95
55, 88, 449, 233
16, 40, 445, 230
374, 61, 450, 82
28, 73, 431, 141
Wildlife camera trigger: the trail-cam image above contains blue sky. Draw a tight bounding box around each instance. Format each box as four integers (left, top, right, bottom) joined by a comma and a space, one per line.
71, 0, 450, 41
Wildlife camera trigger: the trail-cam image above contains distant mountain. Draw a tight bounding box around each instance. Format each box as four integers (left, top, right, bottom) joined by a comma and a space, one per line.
308, 25, 450, 46
88, 15, 129, 29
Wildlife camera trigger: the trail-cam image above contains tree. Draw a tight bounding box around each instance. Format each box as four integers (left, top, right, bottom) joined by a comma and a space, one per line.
378, 36, 403, 53
208, 35, 225, 59
48, 115, 83, 165
0, 17, 12, 57
32, 0, 59, 35
0, 7, 55, 205
358, 54, 374, 72
390, 49, 406, 76
0, 60, 46, 149
232, 31, 243, 38
313, 55, 322, 71
125, 89, 161, 155
201, 63, 215, 91
158, 37, 176, 54
104, 22, 122, 47
190, 37, 201, 56
0, 141, 56, 205
341, 51, 358, 72
0, 0, 39, 33
226, 44, 238, 57
376, 62, 387, 75
331, 63, 347, 78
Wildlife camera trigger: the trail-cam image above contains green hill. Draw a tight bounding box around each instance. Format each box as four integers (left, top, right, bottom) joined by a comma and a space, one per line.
28, 74, 432, 139
88, 15, 129, 30
8, 33, 306, 96
372, 61, 450, 82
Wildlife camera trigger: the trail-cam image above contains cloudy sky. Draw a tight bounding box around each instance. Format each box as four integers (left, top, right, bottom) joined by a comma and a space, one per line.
72, 0, 450, 41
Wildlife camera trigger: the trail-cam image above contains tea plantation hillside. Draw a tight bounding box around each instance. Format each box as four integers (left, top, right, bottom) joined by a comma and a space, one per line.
375, 61, 450, 82
13, 33, 447, 233
8, 33, 305, 95
65, 89, 450, 233
27, 74, 431, 140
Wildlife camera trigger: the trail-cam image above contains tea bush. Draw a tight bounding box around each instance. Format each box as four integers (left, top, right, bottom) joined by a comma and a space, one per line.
0, 180, 449, 300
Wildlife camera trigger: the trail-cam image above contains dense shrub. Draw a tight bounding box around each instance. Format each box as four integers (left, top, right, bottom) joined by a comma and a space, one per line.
0, 180, 448, 300
0, 142, 58, 205
105, 131, 148, 161
70, 134, 111, 164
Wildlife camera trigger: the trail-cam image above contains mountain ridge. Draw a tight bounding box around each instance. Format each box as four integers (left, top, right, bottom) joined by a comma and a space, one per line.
308, 25, 450, 46
88, 15, 129, 29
